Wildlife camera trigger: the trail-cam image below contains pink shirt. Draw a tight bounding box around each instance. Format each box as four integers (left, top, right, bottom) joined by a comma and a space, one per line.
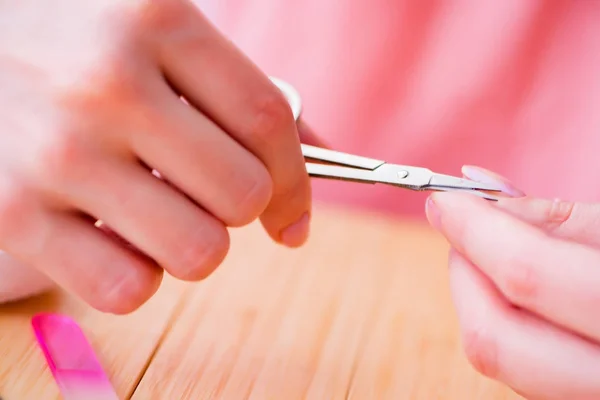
198, 1, 600, 218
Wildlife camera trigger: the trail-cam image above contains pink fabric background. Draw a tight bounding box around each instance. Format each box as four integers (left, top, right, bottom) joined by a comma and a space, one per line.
199, 0, 600, 219
3, 1, 600, 302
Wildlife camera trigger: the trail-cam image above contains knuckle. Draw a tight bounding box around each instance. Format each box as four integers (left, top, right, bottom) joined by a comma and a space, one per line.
543, 198, 575, 230
499, 254, 539, 306
59, 63, 148, 120
0, 181, 31, 243
174, 223, 230, 281
462, 327, 500, 379
31, 130, 91, 186
95, 265, 161, 314
227, 167, 273, 227
131, 0, 191, 34
248, 91, 295, 144
51, 40, 150, 122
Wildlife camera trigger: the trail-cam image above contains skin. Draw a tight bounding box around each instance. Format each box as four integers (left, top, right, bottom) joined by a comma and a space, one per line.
426, 188, 600, 399
0, 0, 323, 314
2, 1, 597, 397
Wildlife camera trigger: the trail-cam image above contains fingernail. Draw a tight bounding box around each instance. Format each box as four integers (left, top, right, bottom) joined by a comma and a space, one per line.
425, 195, 442, 230
461, 165, 526, 198
280, 212, 310, 247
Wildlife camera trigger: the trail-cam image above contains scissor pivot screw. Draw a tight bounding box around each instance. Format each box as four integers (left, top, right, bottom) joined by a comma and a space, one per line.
398, 170, 409, 179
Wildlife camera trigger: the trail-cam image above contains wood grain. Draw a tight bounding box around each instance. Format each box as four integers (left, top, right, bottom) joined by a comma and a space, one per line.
0, 275, 187, 400
0, 204, 523, 399
132, 205, 522, 400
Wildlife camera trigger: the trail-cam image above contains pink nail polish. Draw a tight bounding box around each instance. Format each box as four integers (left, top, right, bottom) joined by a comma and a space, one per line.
461, 165, 525, 198
280, 212, 310, 247
31, 313, 119, 400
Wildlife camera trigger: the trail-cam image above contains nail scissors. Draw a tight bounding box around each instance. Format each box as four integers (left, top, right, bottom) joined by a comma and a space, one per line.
270, 77, 504, 201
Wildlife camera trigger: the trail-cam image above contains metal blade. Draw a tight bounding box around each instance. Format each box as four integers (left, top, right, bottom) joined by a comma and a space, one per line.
428, 173, 504, 192
428, 186, 502, 201
302, 144, 385, 170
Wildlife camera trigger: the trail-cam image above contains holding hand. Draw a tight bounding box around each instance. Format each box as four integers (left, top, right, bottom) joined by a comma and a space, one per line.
426, 167, 600, 400
0, 0, 313, 313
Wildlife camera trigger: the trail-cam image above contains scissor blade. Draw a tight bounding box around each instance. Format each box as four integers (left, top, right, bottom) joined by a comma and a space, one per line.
302, 144, 385, 170
305, 163, 379, 183
378, 165, 504, 200
427, 173, 504, 192
428, 186, 502, 201
306, 162, 504, 201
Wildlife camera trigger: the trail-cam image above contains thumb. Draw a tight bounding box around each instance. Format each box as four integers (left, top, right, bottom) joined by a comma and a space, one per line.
297, 120, 331, 148
462, 165, 600, 247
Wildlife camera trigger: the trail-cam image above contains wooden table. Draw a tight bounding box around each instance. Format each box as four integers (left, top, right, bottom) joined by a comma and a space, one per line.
0, 204, 522, 400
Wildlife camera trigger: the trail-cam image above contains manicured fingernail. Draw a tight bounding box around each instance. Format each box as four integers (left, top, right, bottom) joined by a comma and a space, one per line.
280, 212, 310, 247
461, 165, 525, 197
425, 195, 442, 229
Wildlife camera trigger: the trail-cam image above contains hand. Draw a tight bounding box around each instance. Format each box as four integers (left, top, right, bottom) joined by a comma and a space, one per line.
425, 166, 600, 400
0, 0, 316, 313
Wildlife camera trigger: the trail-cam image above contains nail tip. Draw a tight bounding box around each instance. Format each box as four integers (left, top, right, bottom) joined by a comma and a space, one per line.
461, 165, 525, 198
280, 212, 310, 247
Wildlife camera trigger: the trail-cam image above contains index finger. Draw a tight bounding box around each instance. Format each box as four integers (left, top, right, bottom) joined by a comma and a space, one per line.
153, 1, 310, 247
426, 192, 600, 343
493, 197, 600, 248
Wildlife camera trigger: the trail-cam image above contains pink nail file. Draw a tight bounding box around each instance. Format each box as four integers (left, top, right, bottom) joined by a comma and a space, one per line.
31, 313, 119, 400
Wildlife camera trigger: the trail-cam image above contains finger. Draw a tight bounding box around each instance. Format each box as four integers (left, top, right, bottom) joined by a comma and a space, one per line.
142, 116, 325, 229
494, 197, 600, 248
427, 192, 600, 343
448, 249, 600, 399
66, 155, 230, 282
462, 165, 600, 247
131, 81, 272, 228
154, 1, 311, 247
6, 211, 162, 314
297, 120, 330, 148
461, 165, 525, 198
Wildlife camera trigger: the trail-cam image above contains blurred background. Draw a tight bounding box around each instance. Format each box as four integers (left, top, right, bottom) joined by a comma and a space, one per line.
197, 0, 600, 219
